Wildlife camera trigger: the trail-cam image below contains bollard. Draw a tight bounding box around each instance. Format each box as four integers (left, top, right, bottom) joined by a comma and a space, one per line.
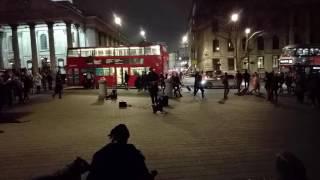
98, 79, 107, 100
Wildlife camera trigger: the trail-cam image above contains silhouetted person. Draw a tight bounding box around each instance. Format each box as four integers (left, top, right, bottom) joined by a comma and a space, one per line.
295, 73, 305, 104
276, 152, 308, 180
124, 71, 129, 90
87, 124, 156, 180
243, 70, 250, 89
223, 72, 229, 100
52, 73, 63, 99
147, 68, 159, 105
172, 72, 182, 97
236, 70, 243, 94
47, 73, 53, 91
194, 72, 204, 98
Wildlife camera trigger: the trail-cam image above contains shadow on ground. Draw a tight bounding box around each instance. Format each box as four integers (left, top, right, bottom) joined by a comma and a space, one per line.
0, 112, 32, 124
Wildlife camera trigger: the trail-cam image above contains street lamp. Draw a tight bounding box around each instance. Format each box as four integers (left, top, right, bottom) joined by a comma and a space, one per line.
140, 29, 146, 40
244, 28, 264, 72
230, 13, 240, 71
182, 35, 188, 44
230, 13, 239, 22
114, 14, 122, 45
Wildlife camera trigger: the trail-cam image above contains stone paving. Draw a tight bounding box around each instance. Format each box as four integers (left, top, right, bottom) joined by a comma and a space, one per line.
0, 89, 319, 180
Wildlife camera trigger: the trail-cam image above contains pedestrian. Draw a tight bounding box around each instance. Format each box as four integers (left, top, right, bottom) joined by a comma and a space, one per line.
141, 71, 148, 91
0, 75, 5, 112
164, 76, 174, 98
159, 73, 165, 93
278, 72, 285, 95
295, 73, 305, 104
41, 71, 47, 91
270, 72, 280, 103
172, 72, 182, 97
87, 124, 156, 180
284, 73, 293, 95
34, 73, 42, 94
264, 72, 272, 101
52, 73, 63, 99
21, 72, 32, 102
135, 74, 142, 92
193, 72, 204, 98
249, 72, 260, 95
222, 72, 229, 100
47, 72, 53, 91
243, 70, 250, 89
124, 71, 129, 90
147, 68, 159, 105
307, 73, 317, 107
236, 70, 243, 94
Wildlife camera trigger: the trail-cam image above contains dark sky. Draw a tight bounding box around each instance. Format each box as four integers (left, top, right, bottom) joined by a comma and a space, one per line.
75, 0, 192, 51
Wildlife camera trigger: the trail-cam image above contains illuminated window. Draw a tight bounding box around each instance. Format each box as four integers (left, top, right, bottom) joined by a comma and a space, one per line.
130, 67, 146, 76
213, 39, 219, 52
242, 57, 248, 69
130, 47, 144, 56
257, 56, 264, 69
40, 34, 48, 50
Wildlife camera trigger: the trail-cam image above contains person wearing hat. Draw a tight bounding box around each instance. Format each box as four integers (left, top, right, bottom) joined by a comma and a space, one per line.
87, 124, 156, 180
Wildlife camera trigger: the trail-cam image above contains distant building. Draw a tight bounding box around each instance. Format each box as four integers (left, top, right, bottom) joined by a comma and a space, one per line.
189, 0, 320, 76
169, 52, 177, 70
0, 0, 126, 73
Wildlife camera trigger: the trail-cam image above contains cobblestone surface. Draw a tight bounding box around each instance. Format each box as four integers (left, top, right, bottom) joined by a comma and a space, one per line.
0, 89, 319, 180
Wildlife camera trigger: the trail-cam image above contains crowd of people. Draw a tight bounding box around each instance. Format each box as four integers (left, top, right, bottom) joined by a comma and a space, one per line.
0, 69, 64, 112
235, 70, 320, 106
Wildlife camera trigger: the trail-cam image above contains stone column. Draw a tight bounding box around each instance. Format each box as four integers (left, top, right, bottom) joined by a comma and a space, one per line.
11, 24, 21, 70
0, 31, 4, 69
47, 22, 56, 72
75, 24, 80, 47
66, 22, 73, 48
29, 23, 39, 74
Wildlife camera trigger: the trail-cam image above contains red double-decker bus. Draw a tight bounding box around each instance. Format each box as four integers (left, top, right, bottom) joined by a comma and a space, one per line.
66, 44, 168, 87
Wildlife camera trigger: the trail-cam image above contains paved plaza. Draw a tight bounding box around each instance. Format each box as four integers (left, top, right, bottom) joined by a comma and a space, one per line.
0, 89, 319, 180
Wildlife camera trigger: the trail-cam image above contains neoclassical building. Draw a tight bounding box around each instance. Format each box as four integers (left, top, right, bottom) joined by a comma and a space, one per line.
0, 0, 126, 73
189, 0, 320, 75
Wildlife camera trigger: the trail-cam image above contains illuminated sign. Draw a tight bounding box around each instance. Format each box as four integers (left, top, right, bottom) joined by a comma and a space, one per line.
279, 59, 293, 64
313, 67, 320, 70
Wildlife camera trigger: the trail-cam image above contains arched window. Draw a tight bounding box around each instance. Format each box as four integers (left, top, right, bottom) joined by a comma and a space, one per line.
257, 36, 264, 50
272, 35, 280, 50
40, 34, 48, 50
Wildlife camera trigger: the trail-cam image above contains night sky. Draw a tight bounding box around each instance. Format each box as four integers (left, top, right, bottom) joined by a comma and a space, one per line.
75, 0, 193, 51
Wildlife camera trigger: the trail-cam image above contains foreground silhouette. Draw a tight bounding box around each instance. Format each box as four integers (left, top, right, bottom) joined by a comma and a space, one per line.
276, 152, 308, 180
32, 157, 90, 180
87, 124, 157, 180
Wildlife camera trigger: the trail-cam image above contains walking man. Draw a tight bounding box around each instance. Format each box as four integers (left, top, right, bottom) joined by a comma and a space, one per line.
243, 70, 250, 89
147, 68, 159, 105
193, 72, 204, 98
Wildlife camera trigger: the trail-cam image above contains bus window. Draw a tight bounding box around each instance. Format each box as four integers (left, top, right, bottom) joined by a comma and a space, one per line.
131, 67, 146, 76
130, 47, 144, 56
105, 48, 114, 56
145, 47, 152, 55
81, 49, 94, 57
96, 68, 113, 76
95, 48, 105, 56
115, 47, 129, 56
151, 45, 161, 55
68, 49, 80, 57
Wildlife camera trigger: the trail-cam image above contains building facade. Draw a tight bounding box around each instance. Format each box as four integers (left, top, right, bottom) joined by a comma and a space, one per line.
0, 0, 126, 73
189, 0, 320, 76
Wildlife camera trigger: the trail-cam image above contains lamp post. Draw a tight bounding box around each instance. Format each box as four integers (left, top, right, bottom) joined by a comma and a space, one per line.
230, 13, 239, 71
244, 28, 264, 72
182, 34, 189, 72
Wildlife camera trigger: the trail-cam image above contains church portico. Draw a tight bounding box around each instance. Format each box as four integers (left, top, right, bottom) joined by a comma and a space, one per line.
0, 0, 126, 73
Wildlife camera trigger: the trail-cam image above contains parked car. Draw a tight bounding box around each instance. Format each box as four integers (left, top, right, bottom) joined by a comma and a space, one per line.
202, 75, 236, 89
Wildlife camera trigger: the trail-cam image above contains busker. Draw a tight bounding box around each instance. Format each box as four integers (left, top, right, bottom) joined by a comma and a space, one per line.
193, 71, 204, 98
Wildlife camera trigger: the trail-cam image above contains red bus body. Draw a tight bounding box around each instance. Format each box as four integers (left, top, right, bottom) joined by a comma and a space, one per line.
66, 45, 169, 87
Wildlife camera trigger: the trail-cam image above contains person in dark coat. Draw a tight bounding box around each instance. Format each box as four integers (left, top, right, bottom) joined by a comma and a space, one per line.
47, 73, 53, 91
52, 73, 63, 99
243, 70, 250, 89
193, 72, 204, 98
124, 71, 129, 90
172, 72, 182, 97
235, 70, 243, 94
223, 72, 229, 100
147, 68, 159, 105
87, 124, 155, 180
0, 75, 4, 111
